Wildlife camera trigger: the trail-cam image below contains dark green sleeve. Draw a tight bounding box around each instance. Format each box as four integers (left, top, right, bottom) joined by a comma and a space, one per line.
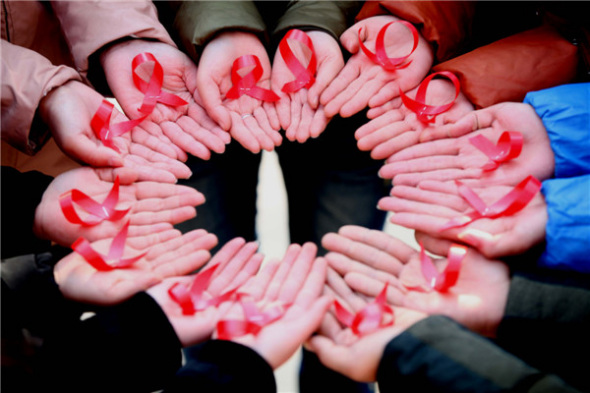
496, 272, 590, 391
172, 1, 267, 62
377, 315, 580, 392
272, 1, 362, 42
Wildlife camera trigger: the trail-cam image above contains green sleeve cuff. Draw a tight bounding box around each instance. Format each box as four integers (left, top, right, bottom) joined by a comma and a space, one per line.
173, 1, 266, 62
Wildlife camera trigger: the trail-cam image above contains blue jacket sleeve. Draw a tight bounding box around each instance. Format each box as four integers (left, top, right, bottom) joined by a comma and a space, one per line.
539, 175, 590, 273
523, 83, 590, 179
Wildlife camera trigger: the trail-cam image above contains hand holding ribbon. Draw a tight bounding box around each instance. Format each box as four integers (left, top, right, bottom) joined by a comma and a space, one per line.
101, 39, 229, 160
392, 102, 555, 187
399, 71, 461, 124
272, 30, 341, 142
320, 15, 433, 118
355, 77, 474, 163
34, 167, 205, 247
379, 178, 548, 258
197, 31, 281, 153
216, 243, 331, 370
319, 225, 511, 338
143, 238, 262, 347
54, 228, 218, 305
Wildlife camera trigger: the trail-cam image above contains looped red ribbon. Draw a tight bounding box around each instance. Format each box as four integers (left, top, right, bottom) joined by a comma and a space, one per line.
400, 71, 461, 123
132, 52, 188, 115
59, 176, 129, 226
90, 100, 144, 152
404, 243, 467, 292
71, 221, 145, 271
217, 295, 291, 340
441, 175, 542, 231
168, 265, 237, 315
469, 131, 523, 171
359, 21, 418, 71
226, 55, 280, 102
334, 283, 394, 336
279, 29, 317, 93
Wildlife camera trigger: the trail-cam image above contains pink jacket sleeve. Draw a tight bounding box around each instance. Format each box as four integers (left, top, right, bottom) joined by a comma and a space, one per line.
1, 40, 82, 155
50, 1, 175, 76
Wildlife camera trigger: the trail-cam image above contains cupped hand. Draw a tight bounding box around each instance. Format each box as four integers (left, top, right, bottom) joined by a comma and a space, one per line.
34, 166, 206, 247
147, 237, 263, 347
54, 228, 218, 305
272, 30, 342, 142
320, 15, 433, 118
101, 39, 229, 160
379, 179, 548, 258
355, 78, 473, 164
218, 243, 331, 369
382, 102, 554, 185
197, 31, 281, 153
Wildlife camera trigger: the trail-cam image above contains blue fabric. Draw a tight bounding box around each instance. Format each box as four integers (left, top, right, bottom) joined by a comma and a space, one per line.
523, 83, 590, 179
539, 175, 590, 273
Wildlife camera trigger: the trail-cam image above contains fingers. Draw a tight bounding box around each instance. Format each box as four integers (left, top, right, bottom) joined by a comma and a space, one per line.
160, 120, 212, 160
419, 111, 477, 142
344, 272, 405, 306
150, 230, 218, 277
127, 142, 192, 179
276, 242, 318, 303
69, 137, 124, 168
207, 240, 259, 294
197, 77, 232, 131
321, 227, 409, 275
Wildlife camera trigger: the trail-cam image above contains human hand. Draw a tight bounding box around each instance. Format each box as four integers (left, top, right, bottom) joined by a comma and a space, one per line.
54, 228, 218, 305
379, 179, 548, 258
381, 102, 554, 185
321, 15, 433, 118
101, 39, 229, 160
342, 234, 510, 337
218, 243, 331, 369
272, 30, 342, 142
197, 31, 281, 153
307, 265, 426, 382
355, 78, 473, 164
147, 237, 263, 347
33, 166, 205, 247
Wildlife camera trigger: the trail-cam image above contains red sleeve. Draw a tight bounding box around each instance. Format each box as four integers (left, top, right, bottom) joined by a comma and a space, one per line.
433, 25, 578, 108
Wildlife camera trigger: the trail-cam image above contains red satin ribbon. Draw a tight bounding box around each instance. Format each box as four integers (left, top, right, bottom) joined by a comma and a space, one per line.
226, 55, 280, 102
400, 71, 461, 123
404, 243, 467, 292
334, 284, 394, 336
279, 29, 317, 93
132, 52, 188, 115
168, 265, 237, 315
359, 21, 418, 71
469, 131, 523, 171
441, 175, 542, 231
71, 221, 145, 271
216, 295, 290, 340
59, 176, 129, 226
90, 100, 144, 152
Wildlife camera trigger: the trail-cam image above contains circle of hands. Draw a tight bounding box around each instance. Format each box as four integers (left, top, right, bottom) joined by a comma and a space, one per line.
36, 14, 555, 378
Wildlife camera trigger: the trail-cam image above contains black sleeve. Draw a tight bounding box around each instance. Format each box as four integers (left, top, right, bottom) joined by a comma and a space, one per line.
377, 315, 581, 393
165, 339, 276, 393
38, 292, 183, 393
496, 270, 590, 391
1, 166, 53, 259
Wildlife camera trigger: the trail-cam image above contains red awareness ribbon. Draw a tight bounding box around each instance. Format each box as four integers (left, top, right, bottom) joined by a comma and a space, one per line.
334, 283, 394, 336
167, 265, 238, 315
441, 175, 542, 231
404, 243, 467, 292
400, 71, 461, 123
90, 100, 144, 152
59, 176, 129, 226
359, 21, 418, 71
71, 221, 145, 271
216, 295, 291, 340
132, 52, 188, 115
279, 29, 317, 93
469, 131, 524, 171
225, 55, 280, 102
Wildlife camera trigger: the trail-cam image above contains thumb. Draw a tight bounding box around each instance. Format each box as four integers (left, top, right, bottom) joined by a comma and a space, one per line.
198, 78, 232, 131
340, 25, 361, 54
